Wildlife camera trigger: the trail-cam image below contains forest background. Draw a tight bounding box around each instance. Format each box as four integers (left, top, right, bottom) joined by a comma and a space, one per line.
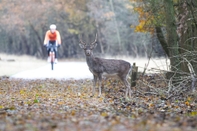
0, 0, 164, 59
0, 0, 196, 84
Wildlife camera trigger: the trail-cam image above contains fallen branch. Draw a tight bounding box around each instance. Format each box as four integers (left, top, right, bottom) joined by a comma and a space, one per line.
184, 58, 196, 92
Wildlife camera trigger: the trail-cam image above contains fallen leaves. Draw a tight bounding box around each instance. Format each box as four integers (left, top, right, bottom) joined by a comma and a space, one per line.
0, 76, 197, 131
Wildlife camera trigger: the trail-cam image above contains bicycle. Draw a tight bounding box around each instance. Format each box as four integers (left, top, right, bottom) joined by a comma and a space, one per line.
46, 44, 57, 70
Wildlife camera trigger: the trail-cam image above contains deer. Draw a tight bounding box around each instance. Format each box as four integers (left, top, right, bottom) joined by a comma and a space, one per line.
79, 34, 132, 98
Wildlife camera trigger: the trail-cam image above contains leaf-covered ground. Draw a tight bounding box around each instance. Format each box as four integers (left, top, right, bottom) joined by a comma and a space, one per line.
0, 75, 197, 131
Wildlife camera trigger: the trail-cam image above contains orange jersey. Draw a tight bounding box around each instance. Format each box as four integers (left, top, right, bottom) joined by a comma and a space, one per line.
44, 30, 61, 45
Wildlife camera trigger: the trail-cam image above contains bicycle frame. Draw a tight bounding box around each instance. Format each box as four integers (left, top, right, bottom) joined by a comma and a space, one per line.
48, 44, 56, 70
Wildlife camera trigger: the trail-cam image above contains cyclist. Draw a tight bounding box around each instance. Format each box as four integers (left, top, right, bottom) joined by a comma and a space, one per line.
43, 24, 61, 63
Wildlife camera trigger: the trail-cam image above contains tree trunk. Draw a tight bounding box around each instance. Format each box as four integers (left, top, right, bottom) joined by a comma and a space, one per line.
164, 0, 181, 79
177, 1, 197, 74
109, 0, 122, 52
96, 22, 104, 54
155, 27, 169, 57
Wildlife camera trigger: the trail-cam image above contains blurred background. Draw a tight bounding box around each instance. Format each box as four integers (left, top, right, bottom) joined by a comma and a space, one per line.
0, 0, 165, 59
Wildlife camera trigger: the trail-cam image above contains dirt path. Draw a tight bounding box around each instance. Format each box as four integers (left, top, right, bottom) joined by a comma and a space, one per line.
11, 62, 92, 80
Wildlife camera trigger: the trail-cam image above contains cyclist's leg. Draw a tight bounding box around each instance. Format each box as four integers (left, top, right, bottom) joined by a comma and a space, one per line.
54, 41, 58, 63
54, 47, 58, 59
50, 41, 57, 58
46, 40, 51, 56
46, 42, 50, 62
55, 40, 58, 59
48, 41, 54, 62
47, 48, 50, 56
49, 41, 57, 62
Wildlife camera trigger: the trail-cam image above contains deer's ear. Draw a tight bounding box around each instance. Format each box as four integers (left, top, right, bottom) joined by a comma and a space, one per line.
79, 43, 86, 49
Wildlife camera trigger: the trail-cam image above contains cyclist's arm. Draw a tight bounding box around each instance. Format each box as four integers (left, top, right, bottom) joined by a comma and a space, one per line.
56, 31, 61, 45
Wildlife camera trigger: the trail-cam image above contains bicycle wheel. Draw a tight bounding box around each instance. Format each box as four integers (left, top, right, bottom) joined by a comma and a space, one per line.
50, 52, 55, 70
51, 61, 54, 70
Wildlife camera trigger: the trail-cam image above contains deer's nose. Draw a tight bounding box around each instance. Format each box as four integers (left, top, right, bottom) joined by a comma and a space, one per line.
86, 50, 91, 55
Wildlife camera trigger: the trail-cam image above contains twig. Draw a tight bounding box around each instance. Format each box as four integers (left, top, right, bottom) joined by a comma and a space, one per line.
184, 58, 197, 92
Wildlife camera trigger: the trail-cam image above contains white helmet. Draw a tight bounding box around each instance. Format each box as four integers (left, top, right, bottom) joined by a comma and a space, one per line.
50, 24, 56, 30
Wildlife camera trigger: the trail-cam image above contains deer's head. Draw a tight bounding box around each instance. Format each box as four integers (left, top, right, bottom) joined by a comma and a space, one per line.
79, 34, 97, 56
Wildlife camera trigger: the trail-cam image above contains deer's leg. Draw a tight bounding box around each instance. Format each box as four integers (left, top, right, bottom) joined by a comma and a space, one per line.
125, 79, 132, 98
98, 74, 102, 97
92, 75, 97, 97
126, 79, 132, 98
120, 76, 131, 98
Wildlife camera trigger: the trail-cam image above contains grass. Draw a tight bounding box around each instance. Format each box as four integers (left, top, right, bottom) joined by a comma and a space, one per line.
0, 53, 46, 76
